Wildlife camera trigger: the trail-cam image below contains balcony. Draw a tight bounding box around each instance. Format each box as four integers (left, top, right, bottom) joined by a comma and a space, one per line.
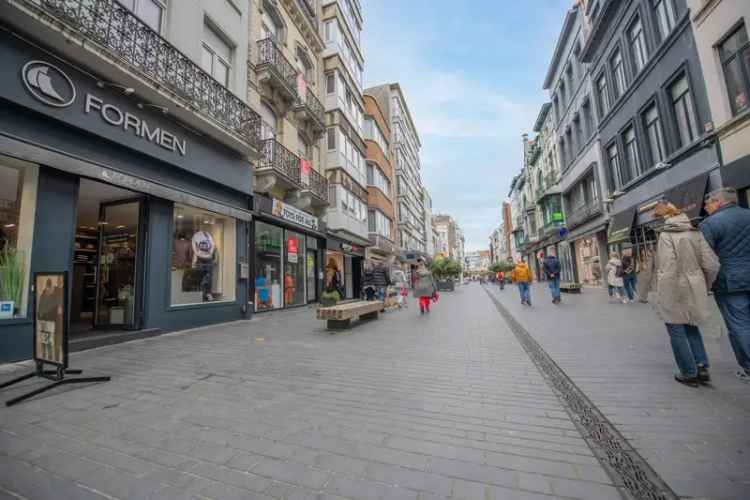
566, 202, 603, 230
4, 0, 262, 156
254, 139, 328, 208
369, 233, 395, 255
294, 87, 325, 137
256, 38, 298, 107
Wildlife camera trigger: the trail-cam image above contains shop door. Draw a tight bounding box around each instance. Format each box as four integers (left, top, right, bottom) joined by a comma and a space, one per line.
306, 249, 317, 303
94, 199, 145, 330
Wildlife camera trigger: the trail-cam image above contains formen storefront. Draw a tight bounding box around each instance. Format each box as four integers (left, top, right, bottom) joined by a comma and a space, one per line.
0, 29, 254, 362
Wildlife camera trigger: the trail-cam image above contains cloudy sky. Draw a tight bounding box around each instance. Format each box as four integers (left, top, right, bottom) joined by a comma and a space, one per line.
363, 0, 573, 252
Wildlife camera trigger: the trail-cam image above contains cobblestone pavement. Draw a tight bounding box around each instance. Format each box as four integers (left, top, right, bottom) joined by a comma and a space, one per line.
0, 285, 629, 500
485, 282, 750, 500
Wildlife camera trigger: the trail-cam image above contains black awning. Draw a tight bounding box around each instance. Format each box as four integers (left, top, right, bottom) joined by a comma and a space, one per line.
665, 172, 710, 220
721, 153, 750, 191
607, 206, 636, 244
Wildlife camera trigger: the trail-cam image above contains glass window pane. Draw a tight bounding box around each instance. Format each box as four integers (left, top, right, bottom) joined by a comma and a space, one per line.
215, 59, 229, 87
0, 160, 38, 319
720, 26, 749, 60
724, 56, 750, 114
255, 222, 283, 311
284, 230, 305, 307
172, 204, 236, 305
139, 0, 163, 33
201, 45, 213, 75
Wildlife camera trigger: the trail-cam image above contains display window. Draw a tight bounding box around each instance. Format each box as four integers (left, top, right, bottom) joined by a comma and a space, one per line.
255, 222, 283, 311
325, 251, 345, 299
575, 236, 602, 286
284, 231, 306, 307
0, 157, 38, 319
171, 204, 236, 305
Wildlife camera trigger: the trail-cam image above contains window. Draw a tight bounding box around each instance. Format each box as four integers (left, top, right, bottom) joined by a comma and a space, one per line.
582, 100, 593, 139
296, 48, 314, 88
574, 116, 583, 153
610, 49, 627, 99
260, 103, 277, 140
327, 128, 336, 150
364, 118, 388, 156
120, 0, 164, 33
0, 157, 38, 319
669, 74, 699, 148
653, 0, 677, 43
719, 24, 750, 116
202, 23, 232, 87
171, 204, 236, 305
261, 2, 285, 42
596, 74, 610, 117
326, 74, 335, 94
622, 126, 640, 185
642, 103, 665, 168
254, 221, 282, 311
366, 164, 391, 195
629, 16, 648, 74
607, 143, 621, 190
368, 210, 392, 238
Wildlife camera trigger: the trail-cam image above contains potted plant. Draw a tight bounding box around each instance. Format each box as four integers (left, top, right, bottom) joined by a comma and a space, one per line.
0, 248, 24, 319
431, 258, 461, 291
320, 289, 340, 307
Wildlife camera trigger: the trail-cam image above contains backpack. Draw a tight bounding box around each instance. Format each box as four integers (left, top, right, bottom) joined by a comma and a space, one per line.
615, 264, 624, 278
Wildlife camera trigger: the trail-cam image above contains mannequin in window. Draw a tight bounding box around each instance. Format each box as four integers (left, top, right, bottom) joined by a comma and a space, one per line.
284, 270, 295, 306
192, 229, 218, 302
172, 232, 193, 270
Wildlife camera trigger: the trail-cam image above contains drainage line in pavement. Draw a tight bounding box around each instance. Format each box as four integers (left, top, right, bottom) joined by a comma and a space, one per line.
482, 286, 678, 500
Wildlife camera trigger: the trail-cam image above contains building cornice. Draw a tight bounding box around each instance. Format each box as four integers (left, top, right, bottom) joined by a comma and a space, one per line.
581, 0, 620, 63
543, 6, 579, 90
533, 103, 552, 132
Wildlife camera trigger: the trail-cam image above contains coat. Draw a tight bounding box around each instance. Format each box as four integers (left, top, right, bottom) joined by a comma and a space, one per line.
638, 214, 719, 325
606, 258, 624, 287
372, 264, 391, 287
543, 256, 561, 279
699, 204, 750, 294
511, 263, 531, 283
413, 269, 437, 298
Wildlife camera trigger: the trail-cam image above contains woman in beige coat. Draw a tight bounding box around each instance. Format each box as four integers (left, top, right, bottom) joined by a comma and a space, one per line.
638, 202, 720, 387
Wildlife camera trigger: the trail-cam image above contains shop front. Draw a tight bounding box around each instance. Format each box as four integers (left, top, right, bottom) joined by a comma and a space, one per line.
252, 196, 325, 311
0, 30, 253, 362
325, 237, 366, 300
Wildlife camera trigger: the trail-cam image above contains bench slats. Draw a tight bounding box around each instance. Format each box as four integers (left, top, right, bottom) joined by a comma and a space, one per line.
317, 301, 384, 320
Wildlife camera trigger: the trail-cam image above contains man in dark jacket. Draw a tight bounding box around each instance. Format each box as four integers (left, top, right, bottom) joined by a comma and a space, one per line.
701, 187, 750, 383
372, 262, 391, 301
543, 253, 562, 304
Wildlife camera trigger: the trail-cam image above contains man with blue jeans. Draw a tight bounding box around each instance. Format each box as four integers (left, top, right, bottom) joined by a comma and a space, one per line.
701, 188, 750, 383
511, 259, 533, 306
543, 253, 562, 304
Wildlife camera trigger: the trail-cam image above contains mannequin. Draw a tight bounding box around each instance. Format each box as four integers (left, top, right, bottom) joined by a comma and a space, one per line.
192, 229, 218, 301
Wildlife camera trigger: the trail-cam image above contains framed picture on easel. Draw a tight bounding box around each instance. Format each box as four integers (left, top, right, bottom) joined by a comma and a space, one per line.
33, 272, 68, 369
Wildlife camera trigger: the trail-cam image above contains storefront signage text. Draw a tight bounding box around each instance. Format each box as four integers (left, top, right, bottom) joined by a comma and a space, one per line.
271, 200, 319, 231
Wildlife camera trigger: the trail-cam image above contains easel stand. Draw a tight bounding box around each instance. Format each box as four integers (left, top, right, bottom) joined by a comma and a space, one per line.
1, 361, 110, 407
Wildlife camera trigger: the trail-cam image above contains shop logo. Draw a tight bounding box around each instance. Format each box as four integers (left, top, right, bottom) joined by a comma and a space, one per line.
22, 61, 76, 108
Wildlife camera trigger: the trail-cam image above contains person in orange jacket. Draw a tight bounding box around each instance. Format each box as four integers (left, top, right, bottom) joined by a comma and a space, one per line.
511, 258, 533, 306
496, 270, 505, 290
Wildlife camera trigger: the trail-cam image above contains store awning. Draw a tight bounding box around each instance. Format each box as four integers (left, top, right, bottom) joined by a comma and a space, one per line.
721, 154, 750, 192
607, 206, 636, 244
664, 172, 710, 220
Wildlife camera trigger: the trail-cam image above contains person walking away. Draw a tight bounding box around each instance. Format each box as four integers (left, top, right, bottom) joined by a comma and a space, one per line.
606, 253, 627, 303
701, 187, 750, 383
361, 264, 376, 301
497, 270, 505, 290
543, 253, 562, 304
638, 201, 719, 387
622, 253, 637, 302
511, 259, 532, 306
372, 262, 391, 301
413, 259, 437, 314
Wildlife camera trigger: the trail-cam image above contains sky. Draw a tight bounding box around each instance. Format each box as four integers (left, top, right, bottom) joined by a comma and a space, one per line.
363, 0, 573, 252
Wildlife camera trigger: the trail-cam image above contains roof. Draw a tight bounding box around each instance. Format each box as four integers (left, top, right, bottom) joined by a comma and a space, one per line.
543, 6, 580, 90
533, 103, 552, 132
365, 83, 421, 147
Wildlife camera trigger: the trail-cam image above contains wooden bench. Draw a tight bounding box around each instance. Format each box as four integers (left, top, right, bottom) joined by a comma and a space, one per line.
316, 300, 384, 330
560, 281, 582, 293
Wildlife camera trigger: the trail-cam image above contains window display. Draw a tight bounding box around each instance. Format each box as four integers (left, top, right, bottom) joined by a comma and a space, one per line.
255, 222, 282, 311
575, 236, 602, 286
284, 231, 306, 307
171, 204, 236, 305
0, 158, 38, 319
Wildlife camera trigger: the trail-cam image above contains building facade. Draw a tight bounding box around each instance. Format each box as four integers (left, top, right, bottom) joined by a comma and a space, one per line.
0, 0, 263, 362
687, 0, 750, 205
422, 188, 435, 257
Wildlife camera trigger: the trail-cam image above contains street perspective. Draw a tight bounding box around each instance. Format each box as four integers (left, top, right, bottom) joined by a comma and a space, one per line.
0, 0, 749, 499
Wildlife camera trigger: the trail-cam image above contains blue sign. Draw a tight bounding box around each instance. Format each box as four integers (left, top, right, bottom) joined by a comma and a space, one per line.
559, 227, 568, 238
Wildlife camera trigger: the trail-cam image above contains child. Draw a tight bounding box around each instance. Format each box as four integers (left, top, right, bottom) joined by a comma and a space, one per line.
398, 284, 408, 308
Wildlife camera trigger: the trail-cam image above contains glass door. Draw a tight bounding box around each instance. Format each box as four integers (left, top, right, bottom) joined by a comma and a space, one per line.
306, 249, 317, 303
95, 199, 144, 329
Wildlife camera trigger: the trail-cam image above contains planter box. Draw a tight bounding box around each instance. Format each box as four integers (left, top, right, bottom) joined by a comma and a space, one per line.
436, 280, 455, 292
0, 301, 14, 319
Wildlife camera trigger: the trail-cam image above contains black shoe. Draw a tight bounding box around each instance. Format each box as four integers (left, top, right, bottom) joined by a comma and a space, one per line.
527, 300, 532, 307
697, 365, 711, 383
674, 374, 699, 387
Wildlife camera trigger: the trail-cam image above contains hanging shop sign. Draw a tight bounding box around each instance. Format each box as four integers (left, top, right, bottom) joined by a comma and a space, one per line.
33, 272, 68, 368
271, 199, 319, 231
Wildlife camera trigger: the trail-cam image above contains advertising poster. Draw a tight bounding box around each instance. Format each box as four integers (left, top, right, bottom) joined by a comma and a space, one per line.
34, 272, 67, 367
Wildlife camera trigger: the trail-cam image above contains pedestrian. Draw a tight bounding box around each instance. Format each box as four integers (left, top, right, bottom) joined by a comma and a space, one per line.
372, 261, 391, 301
497, 270, 505, 290
622, 252, 637, 302
511, 258, 532, 306
361, 263, 376, 301
638, 201, 719, 387
700, 187, 750, 383
606, 252, 627, 303
543, 252, 562, 304
413, 258, 437, 314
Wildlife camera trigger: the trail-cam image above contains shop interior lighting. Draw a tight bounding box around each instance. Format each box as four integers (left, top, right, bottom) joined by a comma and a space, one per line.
97, 81, 135, 95
4, 224, 16, 228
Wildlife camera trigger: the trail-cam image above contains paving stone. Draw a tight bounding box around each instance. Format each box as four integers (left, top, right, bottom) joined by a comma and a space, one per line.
252, 457, 331, 490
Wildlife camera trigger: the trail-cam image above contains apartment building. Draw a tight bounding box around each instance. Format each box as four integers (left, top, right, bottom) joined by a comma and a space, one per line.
248, 0, 329, 311
363, 93, 396, 264
320, 0, 368, 298
687, 0, 750, 205
582, 0, 719, 261
367, 83, 426, 256
422, 188, 435, 257
0, 0, 263, 362
432, 214, 464, 265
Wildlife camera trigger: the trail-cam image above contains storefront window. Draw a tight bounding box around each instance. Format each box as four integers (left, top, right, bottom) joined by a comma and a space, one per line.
171, 204, 236, 305
0, 158, 38, 319
558, 242, 575, 283
284, 230, 306, 307
575, 236, 602, 286
255, 222, 283, 311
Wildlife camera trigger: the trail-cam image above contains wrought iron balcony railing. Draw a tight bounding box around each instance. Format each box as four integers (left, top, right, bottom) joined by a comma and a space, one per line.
566, 202, 603, 229
28, 0, 262, 150
259, 139, 301, 184
257, 38, 298, 99
303, 165, 329, 203
295, 88, 325, 131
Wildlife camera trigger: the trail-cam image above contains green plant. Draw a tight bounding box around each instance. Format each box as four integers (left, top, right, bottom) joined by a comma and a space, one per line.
430, 258, 462, 280
490, 262, 515, 274
0, 247, 24, 306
